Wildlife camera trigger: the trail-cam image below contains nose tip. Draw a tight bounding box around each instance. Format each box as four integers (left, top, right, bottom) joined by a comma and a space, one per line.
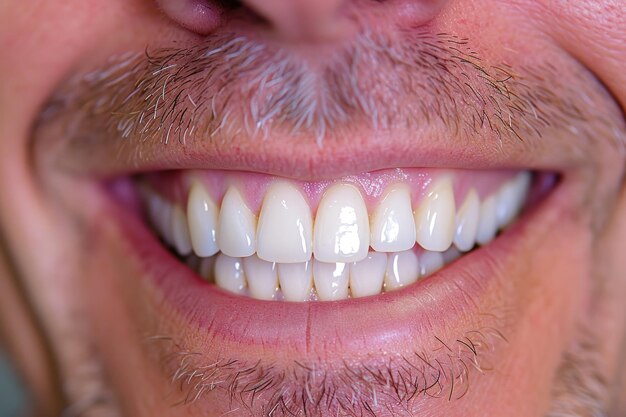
241, 0, 451, 42
242, 0, 348, 41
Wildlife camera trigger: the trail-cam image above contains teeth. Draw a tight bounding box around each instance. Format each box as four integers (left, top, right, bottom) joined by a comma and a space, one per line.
187, 182, 220, 257
256, 182, 313, 263
414, 177, 456, 252
243, 255, 278, 300
313, 261, 350, 301
418, 251, 444, 277
314, 183, 370, 263
214, 253, 247, 295
217, 187, 257, 258
349, 252, 387, 298
475, 194, 498, 245
171, 205, 193, 256
454, 189, 480, 252
384, 250, 419, 291
145, 170, 533, 301
278, 261, 313, 302
496, 172, 531, 228
370, 184, 416, 252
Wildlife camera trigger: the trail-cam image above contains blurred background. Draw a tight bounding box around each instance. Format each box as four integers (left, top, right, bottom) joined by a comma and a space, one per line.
0, 350, 27, 417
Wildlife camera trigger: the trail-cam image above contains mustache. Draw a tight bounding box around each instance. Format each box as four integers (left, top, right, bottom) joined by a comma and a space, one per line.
40, 28, 590, 148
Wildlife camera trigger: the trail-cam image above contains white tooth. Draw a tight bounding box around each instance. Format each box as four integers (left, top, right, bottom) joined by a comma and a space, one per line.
384, 250, 419, 290
349, 252, 387, 298
313, 261, 349, 301
278, 261, 313, 302
495, 181, 518, 228
152, 196, 174, 246
243, 255, 278, 300
217, 187, 257, 257
453, 189, 480, 252
442, 246, 461, 264
187, 181, 220, 257
414, 177, 456, 252
256, 182, 313, 263
475, 194, 498, 245
418, 251, 444, 277
198, 256, 216, 281
146, 191, 164, 230
370, 184, 416, 252
171, 205, 193, 256
510, 171, 531, 218
314, 183, 369, 263
214, 253, 247, 295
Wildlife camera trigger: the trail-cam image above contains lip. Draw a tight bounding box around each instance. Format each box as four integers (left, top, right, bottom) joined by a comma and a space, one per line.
93, 169, 562, 365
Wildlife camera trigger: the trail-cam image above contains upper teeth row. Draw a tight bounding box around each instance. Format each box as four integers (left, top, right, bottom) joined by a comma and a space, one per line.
143, 172, 531, 264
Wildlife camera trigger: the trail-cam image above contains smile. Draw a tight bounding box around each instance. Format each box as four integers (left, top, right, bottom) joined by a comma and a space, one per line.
138, 168, 532, 301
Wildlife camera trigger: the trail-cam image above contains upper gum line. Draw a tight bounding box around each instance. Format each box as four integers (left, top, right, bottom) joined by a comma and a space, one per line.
139, 168, 532, 301
148, 168, 519, 214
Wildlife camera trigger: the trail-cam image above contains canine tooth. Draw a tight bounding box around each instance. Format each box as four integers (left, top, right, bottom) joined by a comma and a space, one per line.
243, 255, 278, 300
257, 182, 313, 263
171, 205, 193, 255
419, 251, 444, 277
214, 254, 247, 295
187, 181, 219, 257
414, 177, 455, 252
349, 252, 387, 298
314, 183, 369, 263
475, 194, 498, 245
370, 184, 416, 252
454, 189, 480, 252
217, 187, 257, 257
278, 261, 313, 302
384, 250, 419, 290
313, 261, 349, 301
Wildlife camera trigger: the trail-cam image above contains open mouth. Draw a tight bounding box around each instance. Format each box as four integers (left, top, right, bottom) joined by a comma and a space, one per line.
137, 168, 533, 301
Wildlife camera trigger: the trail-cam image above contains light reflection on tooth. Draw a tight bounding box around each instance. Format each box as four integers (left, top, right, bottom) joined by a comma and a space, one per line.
187, 181, 220, 257
214, 253, 247, 295
475, 194, 498, 245
350, 252, 387, 298
454, 189, 480, 252
278, 261, 313, 302
257, 182, 313, 263
314, 183, 369, 263
419, 251, 444, 277
243, 255, 279, 300
370, 184, 416, 252
171, 205, 193, 255
313, 261, 349, 301
384, 250, 419, 291
414, 177, 456, 252
217, 187, 257, 258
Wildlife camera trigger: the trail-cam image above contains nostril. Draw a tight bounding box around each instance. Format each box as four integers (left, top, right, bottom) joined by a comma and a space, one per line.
155, 0, 242, 35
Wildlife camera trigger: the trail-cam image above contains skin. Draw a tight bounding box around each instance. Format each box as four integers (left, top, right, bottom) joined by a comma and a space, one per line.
0, 0, 625, 416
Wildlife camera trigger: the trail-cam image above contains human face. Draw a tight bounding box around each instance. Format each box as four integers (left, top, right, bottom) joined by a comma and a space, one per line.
0, 1, 625, 416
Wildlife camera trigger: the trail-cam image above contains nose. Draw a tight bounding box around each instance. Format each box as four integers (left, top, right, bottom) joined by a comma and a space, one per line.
240, 0, 451, 41
242, 0, 346, 40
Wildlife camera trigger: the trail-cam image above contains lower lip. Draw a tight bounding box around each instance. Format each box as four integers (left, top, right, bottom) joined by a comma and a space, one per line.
100, 176, 550, 359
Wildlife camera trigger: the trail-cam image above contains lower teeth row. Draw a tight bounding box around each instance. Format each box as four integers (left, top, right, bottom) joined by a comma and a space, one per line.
185, 247, 461, 301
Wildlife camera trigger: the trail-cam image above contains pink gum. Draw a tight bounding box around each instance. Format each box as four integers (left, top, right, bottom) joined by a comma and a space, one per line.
145, 168, 520, 213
